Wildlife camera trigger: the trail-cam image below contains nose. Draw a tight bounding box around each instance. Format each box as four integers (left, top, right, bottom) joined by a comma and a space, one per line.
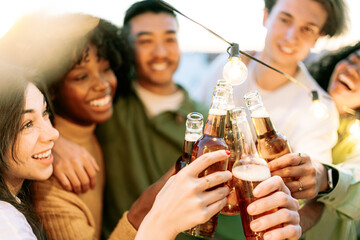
93, 73, 110, 91
153, 41, 167, 57
40, 120, 59, 143
285, 26, 298, 42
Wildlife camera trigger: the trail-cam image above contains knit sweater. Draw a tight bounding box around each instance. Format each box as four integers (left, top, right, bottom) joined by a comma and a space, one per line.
33, 116, 137, 239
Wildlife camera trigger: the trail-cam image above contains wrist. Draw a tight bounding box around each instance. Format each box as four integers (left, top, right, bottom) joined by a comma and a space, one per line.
318, 165, 338, 195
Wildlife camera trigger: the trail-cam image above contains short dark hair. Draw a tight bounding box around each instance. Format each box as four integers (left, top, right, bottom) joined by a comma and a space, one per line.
307, 41, 360, 91
123, 0, 176, 26
264, 0, 348, 37
121, 0, 177, 81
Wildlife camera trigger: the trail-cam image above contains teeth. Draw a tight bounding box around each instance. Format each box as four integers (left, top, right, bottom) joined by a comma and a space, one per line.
90, 95, 111, 107
339, 74, 355, 90
151, 63, 167, 71
280, 46, 293, 54
33, 150, 51, 159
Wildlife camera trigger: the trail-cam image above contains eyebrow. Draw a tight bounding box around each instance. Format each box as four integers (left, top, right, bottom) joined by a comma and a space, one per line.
279, 12, 320, 28
135, 30, 177, 38
22, 96, 47, 114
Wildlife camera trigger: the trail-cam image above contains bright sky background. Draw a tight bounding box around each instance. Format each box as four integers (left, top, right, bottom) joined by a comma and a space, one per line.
0, 0, 360, 54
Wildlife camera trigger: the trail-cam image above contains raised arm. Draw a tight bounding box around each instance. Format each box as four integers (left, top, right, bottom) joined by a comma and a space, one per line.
52, 134, 99, 193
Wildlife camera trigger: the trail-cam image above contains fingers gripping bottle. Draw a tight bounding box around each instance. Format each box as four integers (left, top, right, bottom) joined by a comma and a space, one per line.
185, 87, 229, 239
231, 107, 274, 240
244, 91, 292, 162
175, 112, 204, 173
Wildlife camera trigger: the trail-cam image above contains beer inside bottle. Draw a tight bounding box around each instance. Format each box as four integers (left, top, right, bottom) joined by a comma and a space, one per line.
185, 87, 229, 239
175, 112, 203, 173
231, 107, 275, 240
244, 90, 292, 162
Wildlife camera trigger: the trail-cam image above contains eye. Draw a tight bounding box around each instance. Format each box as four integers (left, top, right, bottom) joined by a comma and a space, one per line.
73, 74, 88, 81
43, 109, 50, 119
21, 121, 33, 130
279, 16, 290, 24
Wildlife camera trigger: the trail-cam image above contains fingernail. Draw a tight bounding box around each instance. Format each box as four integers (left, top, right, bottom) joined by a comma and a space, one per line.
250, 220, 260, 231
247, 204, 256, 214
225, 150, 231, 155
253, 187, 260, 196
264, 233, 272, 240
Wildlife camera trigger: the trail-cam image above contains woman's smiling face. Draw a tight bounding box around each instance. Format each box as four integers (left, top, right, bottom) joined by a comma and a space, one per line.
5, 83, 59, 194
328, 50, 360, 112
55, 44, 117, 126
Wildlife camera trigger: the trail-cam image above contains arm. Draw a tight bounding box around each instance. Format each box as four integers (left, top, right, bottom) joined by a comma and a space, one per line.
317, 157, 360, 221
33, 179, 97, 240
52, 134, 99, 193
127, 164, 176, 230
248, 176, 302, 240
135, 150, 232, 240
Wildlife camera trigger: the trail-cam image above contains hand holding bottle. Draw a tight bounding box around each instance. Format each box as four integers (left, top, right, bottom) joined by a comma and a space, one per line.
136, 150, 231, 240
247, 175, 302, 240
267, 153, 329, 200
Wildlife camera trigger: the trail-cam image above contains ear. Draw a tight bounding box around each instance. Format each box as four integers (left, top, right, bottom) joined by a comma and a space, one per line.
263, 8, 269, 27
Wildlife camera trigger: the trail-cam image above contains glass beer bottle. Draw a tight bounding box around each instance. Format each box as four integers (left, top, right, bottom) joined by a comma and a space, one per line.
231, 107, 272, 240
220, 83, 240, 215
175, 112, 204, 173
244, 90, 292, 162
185, 87, 229, 239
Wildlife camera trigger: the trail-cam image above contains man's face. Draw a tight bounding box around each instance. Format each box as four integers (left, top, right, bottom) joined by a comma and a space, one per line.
129, 12, 180, 88
262, 0, 327, 68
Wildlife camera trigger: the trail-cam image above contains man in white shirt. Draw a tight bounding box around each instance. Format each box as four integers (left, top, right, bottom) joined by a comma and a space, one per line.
199, 0, 348, 237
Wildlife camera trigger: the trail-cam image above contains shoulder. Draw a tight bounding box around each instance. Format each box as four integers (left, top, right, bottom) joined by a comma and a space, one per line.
0, 201, 37, 239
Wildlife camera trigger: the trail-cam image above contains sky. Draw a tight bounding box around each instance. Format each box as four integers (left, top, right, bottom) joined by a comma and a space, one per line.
0, 0, 359, 54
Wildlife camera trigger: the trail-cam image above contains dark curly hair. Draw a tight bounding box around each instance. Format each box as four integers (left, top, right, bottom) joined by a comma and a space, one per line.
307, 41, 360, 91
47, 15, 133, 101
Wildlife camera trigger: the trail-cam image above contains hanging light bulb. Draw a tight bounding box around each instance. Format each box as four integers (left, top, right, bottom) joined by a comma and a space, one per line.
222, 43, 248, 85
348, 111, 360, 136
349, 119, 360, 136
310, 91, 329, 120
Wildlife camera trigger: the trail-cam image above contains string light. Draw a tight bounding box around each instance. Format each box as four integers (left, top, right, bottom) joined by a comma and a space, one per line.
222, 43, 248, 85
157, 0, 330, 120
343, 106, 360, 136
310, 91, 329, 120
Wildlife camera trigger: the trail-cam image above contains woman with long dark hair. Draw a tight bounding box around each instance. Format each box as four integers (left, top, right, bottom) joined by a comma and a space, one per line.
0, 64, 59, 239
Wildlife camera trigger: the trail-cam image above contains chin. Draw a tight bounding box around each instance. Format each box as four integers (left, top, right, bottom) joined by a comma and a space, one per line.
38, 165, 54, 181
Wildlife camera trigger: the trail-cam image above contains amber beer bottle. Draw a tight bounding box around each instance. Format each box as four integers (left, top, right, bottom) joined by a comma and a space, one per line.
175, 112, 203, 173
220, 82, 240, 215
244, 91, 292, 162
231, 107, 273, 240
186, 87, 229, 239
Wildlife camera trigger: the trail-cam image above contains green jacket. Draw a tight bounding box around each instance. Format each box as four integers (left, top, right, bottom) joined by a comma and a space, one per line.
96, 85, 208, 239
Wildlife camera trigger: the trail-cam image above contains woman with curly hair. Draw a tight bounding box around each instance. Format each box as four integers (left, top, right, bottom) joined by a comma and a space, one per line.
304, 41, 360, 240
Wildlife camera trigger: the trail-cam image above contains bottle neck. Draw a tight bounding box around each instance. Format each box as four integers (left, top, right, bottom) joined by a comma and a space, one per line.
204, 113, 226, 138
233, 116, 259, 157
251, 116, 277, 138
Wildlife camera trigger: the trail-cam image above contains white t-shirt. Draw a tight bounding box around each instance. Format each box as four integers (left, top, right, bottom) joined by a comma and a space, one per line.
133, 81, 184, 118
0, 200, 37, 239
200, 53, 338, 164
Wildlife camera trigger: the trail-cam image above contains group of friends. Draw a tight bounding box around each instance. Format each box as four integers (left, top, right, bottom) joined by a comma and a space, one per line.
0, 0, 359, 239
